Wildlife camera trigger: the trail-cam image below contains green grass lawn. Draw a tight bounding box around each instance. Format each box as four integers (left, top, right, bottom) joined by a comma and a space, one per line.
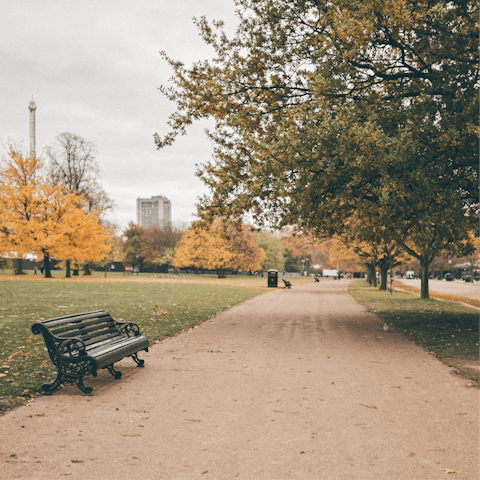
349, 281, 479, 380
0, 278, 266, 401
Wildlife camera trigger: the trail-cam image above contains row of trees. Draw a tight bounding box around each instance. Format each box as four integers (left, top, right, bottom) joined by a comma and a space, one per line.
120, 220, 313, 277
156, 0, 478, 298
0, 133, 114, 277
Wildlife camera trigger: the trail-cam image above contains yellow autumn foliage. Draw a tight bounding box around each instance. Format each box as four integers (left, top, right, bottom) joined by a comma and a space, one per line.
0, 149, 111, 268
173, 220, 265, 275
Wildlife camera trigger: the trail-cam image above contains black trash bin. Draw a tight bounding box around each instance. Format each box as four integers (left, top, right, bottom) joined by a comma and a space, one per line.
267, 269, 278, 288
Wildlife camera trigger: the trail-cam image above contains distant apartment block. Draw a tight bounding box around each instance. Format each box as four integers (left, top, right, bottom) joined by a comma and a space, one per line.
136, 195, 171, 228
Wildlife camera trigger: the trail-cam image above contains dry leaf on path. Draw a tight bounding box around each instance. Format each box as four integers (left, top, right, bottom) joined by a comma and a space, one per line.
440, 468, 459, 474
123, 434, 141, 437
362, 405, 377, 409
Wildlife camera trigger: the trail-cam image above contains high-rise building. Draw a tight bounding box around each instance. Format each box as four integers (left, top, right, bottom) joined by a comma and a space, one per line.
136, 195, 171, 228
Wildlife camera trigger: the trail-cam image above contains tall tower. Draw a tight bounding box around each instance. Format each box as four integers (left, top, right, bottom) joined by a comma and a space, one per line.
28, 99, 36, 158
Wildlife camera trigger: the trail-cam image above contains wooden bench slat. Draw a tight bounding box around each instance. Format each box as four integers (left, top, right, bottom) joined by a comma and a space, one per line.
49, 316, 115, 335
83, 331, 123, 346
52, 320, 117, 337
41, 310, 110, 328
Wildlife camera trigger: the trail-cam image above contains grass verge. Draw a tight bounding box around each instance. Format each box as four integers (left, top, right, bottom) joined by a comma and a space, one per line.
0, 278, 266, 408
349, 281, 479, 383
395, 280, 480, 308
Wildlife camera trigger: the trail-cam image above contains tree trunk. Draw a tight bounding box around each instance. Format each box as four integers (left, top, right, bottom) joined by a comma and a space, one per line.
44, 254, 52, 278
379, 266, 389, 291
66, 260, 71, 278
217, 269, 226, 278
420, 257, 430, 299
73, 269, 79, 276
15, 258, 24, 275
366, 263, 376, 287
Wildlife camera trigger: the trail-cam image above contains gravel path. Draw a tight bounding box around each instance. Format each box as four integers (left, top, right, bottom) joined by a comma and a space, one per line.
0, 280, 477, 479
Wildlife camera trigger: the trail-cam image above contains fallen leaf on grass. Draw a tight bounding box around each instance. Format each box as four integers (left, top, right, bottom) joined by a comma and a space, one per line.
440, 468, 459, 474
0, 373, 6, 378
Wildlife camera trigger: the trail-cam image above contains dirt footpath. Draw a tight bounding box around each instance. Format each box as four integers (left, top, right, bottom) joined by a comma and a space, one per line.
0, 281, 478, 480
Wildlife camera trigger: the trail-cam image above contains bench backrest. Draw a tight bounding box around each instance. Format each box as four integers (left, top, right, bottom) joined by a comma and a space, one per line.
35, 310, 122, 347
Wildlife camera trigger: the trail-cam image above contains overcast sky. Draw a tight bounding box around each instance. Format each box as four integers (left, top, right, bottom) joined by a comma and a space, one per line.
0, 1, 238, 232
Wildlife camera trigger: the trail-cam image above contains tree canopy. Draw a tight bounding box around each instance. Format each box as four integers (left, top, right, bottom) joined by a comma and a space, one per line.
0, 149, 111, 277
45, 132, 114, 215
173, 220, 265, 276
156, 0, 478, 297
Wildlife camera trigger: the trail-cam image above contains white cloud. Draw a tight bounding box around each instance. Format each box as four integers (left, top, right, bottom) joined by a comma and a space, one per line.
0, 0, 238, 232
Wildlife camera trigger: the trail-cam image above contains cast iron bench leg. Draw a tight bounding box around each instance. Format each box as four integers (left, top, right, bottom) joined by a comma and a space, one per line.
107, 364, 122, 379
131, 353, 145, 367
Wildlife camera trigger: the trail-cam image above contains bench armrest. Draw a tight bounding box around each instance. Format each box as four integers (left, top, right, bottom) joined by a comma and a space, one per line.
115, 320, 141, 337
32, 323, 88, 358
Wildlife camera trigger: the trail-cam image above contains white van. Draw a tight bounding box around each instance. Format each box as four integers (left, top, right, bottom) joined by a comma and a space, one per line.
322, 269, 339, 277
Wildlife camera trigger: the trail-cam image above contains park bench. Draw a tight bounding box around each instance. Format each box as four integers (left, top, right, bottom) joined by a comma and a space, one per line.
282, 279, 292, 288
31, 310, 149, 396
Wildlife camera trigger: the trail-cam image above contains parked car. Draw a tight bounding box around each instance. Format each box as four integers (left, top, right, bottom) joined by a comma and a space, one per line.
462, 273, 472, 282
444, 273, 454, 281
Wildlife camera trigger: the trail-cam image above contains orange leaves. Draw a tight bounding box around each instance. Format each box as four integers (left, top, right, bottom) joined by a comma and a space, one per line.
0, 149, 112, 265
174, 220, 264, 274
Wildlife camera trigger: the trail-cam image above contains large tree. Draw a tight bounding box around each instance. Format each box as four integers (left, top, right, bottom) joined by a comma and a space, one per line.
156, 0, 478, 298
255, 232, 286, 271
139, 226, 183, 268
45, 132, 114, 214
122, 222, 145, 272
0, 150, 111, 277
174, 220, 265, 277
45, 132, 114, 276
